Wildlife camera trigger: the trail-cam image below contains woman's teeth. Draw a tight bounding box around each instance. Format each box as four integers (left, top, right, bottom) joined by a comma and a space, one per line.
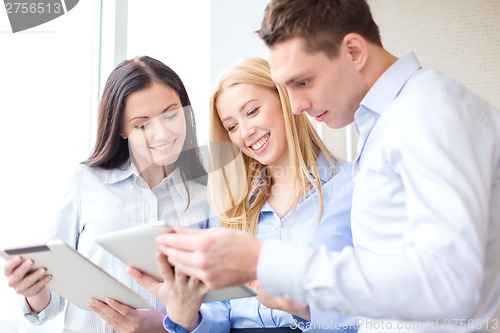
152, 141, 174, 151
251, 134, 269, 150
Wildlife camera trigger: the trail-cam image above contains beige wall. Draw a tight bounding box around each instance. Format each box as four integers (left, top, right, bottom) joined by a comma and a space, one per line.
323, 0, 500, 161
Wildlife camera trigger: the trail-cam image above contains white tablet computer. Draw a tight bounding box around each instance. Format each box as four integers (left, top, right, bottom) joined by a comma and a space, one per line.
0, 240, 150, 310
94, 221, 256, 302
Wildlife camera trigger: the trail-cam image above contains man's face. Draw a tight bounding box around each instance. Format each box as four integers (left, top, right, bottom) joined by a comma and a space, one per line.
268, 36, 360, 129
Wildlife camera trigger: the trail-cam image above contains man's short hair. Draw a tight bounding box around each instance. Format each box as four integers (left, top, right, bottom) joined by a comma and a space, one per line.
258, 0, 382, 57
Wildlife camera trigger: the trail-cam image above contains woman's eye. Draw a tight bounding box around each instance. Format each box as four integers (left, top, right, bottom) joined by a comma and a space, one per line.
298, 80, 309, 87
247, 107, 259, 117
135, 123, 147, 130
163, 112, 177, 120
227, 124, 237, 132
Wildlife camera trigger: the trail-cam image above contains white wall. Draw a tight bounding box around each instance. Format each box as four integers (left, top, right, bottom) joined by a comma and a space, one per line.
209, 0, 269, 84
127, 0, 211, 144
369, 0, 500, 110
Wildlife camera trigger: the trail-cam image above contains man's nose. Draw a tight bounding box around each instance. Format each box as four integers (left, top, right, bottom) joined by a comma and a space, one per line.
287, 89, 308, 115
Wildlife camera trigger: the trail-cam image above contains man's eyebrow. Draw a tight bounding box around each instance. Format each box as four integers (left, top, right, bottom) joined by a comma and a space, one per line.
284, 77, 299, 86
284, 72, 311, 87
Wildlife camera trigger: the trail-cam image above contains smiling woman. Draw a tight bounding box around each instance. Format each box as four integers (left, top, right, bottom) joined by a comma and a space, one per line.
121, 84, 187, 185
216, 83, 288, 168
2, 55, 215, 333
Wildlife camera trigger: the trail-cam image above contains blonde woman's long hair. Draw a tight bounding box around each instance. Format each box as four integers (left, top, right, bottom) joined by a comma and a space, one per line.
208, 57, 337, 234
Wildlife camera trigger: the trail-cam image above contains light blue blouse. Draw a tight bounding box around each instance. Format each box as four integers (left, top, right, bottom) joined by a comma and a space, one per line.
20, 160, 217, 333
164, 154, 358, 332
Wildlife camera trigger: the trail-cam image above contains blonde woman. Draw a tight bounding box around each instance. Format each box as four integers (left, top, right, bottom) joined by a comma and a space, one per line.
130, 58, 357, 332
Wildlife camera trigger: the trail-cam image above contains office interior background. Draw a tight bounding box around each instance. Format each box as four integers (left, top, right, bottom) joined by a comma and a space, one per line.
0, 0, 498, 331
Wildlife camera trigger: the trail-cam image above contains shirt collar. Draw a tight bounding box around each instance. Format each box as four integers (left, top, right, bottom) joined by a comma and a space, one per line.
249, 152, 335, 205
104, 159, 135, 184
314, 152, 336, 184
253, 152, 333, 185
103, 159, 190, 202
167, 167, 190, 202
359, 52, 422, 116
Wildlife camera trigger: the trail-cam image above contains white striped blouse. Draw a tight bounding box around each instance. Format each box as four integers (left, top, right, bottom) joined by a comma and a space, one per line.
20, 160, 217, 332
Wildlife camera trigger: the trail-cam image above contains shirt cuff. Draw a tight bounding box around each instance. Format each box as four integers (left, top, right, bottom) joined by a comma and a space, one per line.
20, 290, 64, 325
257, 239, 316, 303
163, 315, 188, 333
163, 310, 215, 333
308, 309, 359, 332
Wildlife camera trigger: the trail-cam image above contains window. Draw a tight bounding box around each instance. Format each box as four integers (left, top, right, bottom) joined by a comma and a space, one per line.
0, 1, 100, 330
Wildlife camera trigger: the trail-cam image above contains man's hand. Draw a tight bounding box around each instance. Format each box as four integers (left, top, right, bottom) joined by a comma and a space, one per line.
155, 227, 264, 289
249, 280, 310, 321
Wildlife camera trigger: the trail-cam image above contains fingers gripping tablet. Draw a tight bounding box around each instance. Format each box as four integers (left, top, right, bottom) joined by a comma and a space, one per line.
94, 221, 256, 302
0, 240, 150, 310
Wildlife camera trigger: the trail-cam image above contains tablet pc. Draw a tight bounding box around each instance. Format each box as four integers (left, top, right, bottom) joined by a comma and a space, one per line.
94, 221, 256, 302
0, 240, 150, 311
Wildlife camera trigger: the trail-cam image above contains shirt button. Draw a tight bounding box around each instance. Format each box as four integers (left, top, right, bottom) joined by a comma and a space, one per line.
129, 185, 134, 190
148, 199, 154, 204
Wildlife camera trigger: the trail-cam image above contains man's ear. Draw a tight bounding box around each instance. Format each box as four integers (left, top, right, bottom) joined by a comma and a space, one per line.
342, 33, 368, 72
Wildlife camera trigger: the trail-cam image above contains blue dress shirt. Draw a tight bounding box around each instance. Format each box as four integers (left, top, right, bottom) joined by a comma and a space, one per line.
164, 155, 357, 332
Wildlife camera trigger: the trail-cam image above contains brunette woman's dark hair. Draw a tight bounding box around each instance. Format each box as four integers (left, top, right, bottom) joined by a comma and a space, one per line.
84, 56, 207, 185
